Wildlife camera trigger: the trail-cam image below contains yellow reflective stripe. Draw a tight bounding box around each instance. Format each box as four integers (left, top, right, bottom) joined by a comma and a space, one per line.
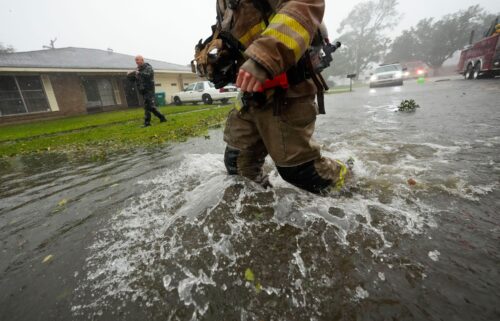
239, 21, 266, 47
269, 13, 311, 46
333, 160, 348, 192
261, 28, 302, 61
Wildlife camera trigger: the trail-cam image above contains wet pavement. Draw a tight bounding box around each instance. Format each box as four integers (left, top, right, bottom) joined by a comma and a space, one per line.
0, 78, 499, 321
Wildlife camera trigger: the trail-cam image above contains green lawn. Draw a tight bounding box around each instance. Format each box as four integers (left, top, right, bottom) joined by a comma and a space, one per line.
326, 83, 367, 94
0, 104, 232, 157
0, 104, 225, 142
325, 88, 352, 94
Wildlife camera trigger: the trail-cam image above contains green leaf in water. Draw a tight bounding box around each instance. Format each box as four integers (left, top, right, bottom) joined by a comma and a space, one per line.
244, 268, 255, 282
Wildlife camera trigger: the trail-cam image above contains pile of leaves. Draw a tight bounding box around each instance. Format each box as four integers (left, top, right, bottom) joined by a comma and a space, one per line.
398, 99, 420, 112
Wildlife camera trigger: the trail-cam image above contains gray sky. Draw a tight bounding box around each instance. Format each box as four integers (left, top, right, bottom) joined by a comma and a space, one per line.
1, 0, 499, 65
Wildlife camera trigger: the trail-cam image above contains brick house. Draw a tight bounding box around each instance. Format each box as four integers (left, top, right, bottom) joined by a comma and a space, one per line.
0, 47, 199, 124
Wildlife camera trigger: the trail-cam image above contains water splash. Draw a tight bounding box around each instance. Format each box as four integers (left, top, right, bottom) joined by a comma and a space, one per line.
73, 150, 444, 319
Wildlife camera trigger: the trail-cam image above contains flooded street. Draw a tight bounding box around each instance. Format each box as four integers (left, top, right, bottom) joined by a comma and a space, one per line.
1, 79, 499, 321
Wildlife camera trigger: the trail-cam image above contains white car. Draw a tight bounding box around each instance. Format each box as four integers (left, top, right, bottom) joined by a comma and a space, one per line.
369, 64, 404, 88
172, 81, 239, 105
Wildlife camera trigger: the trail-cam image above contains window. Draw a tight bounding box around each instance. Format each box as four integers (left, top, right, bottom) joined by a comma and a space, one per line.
0, 75, 50, 116
81, 77, 116, 109
375, 65, 401, 73
194, 82, 204, 91
155, 83, 161, 87
170, 83, 177, 86
184, 83, 195, 91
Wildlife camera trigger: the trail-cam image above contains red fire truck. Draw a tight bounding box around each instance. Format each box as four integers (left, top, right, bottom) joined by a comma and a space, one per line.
458, 18, 500, 79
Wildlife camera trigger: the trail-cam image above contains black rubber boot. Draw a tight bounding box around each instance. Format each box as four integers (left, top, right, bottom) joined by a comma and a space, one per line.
277, 161, 332, 194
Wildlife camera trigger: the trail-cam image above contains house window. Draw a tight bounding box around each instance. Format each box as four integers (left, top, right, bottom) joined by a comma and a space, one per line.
81, 77, 116, 109
0, 75, 50, 116
171, 83, 177, 86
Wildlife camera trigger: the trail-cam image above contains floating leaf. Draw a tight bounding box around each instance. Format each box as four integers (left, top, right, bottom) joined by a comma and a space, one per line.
255, 282, 263, 293
398, 99, 420, 112
58, 199, 67, 207
42, 254, 54, 264
244, 268, 255, 282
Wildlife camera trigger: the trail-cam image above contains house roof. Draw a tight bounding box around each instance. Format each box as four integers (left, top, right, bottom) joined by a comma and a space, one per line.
0, 47, 192, 73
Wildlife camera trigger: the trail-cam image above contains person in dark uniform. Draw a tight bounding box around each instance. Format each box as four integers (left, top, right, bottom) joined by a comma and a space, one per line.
127, 55, 167, 127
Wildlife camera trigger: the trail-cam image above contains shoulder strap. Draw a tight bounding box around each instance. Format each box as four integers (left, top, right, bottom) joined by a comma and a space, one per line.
216, 0, 226, 26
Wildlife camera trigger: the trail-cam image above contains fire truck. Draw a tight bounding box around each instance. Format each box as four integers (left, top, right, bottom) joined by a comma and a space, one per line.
458, 17, 500, 79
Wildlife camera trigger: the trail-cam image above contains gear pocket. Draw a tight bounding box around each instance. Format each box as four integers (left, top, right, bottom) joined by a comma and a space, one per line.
279, 96, 318, 128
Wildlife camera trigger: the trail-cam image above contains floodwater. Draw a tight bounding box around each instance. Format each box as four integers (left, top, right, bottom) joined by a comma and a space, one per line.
1, 79, 499, 321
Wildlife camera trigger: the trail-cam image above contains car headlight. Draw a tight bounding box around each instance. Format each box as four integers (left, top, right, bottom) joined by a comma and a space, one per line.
394, 71, 403, 78
404, 71, 410, 77
417, 69, 424, 75
370, 75, 377, 81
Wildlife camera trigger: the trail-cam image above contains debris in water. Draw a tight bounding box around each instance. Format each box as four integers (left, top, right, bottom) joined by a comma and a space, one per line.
244, 268, 255, 282
428, 250, 441, 262
398, 99, 420, 112
408, 178, 417, 186
378, 272, 386, 281
42, 255, 54, 264
58, 199, 68, 207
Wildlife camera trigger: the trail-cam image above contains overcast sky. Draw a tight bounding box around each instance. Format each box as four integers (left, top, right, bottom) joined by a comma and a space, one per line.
1, 0, 499, 65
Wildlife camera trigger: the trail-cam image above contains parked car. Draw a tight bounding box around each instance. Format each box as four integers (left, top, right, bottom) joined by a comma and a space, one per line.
369, 64, 404, 88
402, 61, 431, 79
172, 81, 239, 105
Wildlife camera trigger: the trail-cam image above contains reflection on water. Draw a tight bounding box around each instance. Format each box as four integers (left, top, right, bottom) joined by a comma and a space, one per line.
1, 80, 499, 321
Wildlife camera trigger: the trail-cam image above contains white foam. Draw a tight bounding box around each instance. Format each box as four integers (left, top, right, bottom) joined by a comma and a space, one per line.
428, 250, 441, 262
354, 286, 370, 301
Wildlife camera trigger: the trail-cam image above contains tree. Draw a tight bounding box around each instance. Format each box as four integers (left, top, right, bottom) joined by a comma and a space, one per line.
0, 43, 15, 53
324, 0, 401, 79
386, 5, 491, 71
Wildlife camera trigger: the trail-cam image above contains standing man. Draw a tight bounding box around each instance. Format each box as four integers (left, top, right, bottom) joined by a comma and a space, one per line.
194, 0, 352, 194
128, 55, 167, 127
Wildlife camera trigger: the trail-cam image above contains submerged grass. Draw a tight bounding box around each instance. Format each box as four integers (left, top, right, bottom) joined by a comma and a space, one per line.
0, 105, 232, 157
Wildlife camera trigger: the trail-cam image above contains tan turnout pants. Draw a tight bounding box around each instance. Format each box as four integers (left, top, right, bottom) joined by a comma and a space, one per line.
223, 94, 343, 189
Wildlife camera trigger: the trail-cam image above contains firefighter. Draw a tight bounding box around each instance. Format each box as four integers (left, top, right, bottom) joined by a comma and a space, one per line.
195, 0, 352, 194
128, 55, 167, 127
